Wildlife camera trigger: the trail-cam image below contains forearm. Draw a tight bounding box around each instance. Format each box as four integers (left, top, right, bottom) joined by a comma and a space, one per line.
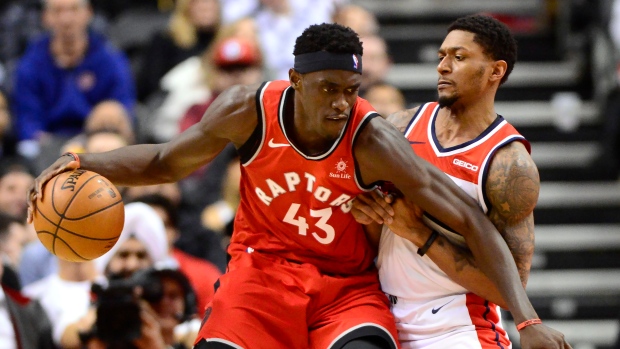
423, 234, 508, 308
78, 143, 177, 186
463, 212, 537, 323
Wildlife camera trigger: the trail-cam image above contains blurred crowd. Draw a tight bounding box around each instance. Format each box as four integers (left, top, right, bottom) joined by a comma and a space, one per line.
0, 0, 407, 348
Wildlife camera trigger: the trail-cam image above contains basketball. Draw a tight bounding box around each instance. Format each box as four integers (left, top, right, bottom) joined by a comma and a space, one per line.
33, 169, 125, 262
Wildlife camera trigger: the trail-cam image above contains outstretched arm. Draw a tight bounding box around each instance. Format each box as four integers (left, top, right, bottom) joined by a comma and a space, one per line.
28, 83, 261, 221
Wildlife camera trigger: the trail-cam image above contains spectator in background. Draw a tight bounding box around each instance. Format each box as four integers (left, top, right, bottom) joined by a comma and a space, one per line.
0, 164, 34, 222
59, 202, 170, 349
362, 82, 406, 118
179, 36, 263, 133
360, 35, 392, 93
0, 212, 27, 272
22, 258, 101, 347
123, 181, 228, 272
333, 4, 379, 38
137, 0, 221, 102
0, 0, 46, 90
148, 20, 263, 143
1, 216, 56, 349
253, 0, 338, 80
62, 100, 134, 154
0, 89, 32, 173
132, 193, 222, 314
12, 0, 135, 171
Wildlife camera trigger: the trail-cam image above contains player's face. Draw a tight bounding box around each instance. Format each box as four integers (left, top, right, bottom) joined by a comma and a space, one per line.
294, 70, 361, 141
436, 30, 495, 108
105, 237, 152, 279
152, 276, 186, 326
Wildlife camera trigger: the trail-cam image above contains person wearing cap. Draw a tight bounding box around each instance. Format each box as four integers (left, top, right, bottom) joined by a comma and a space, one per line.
179, 36, 263, 133
30, 23, 568, 349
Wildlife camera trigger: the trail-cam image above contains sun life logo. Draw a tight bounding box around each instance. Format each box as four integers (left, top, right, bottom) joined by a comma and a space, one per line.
330, 158, 351, 179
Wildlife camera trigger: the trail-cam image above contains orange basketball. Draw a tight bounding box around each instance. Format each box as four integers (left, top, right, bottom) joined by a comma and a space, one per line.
33, 169, 124, 262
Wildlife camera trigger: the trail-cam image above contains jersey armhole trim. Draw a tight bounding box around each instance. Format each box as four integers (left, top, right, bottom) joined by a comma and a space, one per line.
352, 112, 381, 191
239, 81, 269, 165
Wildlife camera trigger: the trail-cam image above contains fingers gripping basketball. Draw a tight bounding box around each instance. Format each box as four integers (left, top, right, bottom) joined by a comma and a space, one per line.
33, 169, 124, 262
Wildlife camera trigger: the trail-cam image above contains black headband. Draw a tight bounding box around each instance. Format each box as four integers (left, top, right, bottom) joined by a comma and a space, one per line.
294, 51, 362, 74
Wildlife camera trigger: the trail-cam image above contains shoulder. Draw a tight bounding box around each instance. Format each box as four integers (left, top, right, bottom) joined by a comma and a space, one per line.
486, 141, 540, 218
386, 106, 420, 133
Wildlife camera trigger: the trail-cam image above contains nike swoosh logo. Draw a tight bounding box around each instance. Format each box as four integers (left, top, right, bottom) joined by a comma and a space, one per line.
431, 298, 455, 314
268, 138, 291, 148
409, 141, 426, 144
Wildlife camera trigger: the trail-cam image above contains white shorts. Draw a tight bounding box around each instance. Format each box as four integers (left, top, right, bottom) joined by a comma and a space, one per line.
388, 293, 512, 349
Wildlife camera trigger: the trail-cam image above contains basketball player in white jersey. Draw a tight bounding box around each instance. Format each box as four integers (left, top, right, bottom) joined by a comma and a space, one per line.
352, 15, 571, 349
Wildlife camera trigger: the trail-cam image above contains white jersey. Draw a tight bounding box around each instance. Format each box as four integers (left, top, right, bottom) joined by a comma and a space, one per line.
377, 102, 530, 348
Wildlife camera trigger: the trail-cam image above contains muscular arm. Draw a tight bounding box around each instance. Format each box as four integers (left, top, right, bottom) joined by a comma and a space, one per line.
67, 84, 259, 186
396, 142, 538, 308
354, 115, 538, 323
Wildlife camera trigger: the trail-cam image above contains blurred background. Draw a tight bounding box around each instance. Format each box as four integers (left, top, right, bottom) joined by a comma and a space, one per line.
0, 0, 618, 348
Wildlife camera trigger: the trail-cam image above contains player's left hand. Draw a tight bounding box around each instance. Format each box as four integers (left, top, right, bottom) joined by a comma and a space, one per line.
351, 189, 394, 225
385, 199, 432, 247
519, 323, 572, 349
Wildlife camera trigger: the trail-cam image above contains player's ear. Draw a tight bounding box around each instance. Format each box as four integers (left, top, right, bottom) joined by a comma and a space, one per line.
490, 60, 507, 83
289, 69, 302, 90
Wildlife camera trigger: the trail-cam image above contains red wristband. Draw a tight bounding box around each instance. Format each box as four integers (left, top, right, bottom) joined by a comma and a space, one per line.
516, 318, 542, 331
63, 152, 81, 168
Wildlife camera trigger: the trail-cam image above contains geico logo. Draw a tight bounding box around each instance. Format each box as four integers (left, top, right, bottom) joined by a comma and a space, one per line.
453, 159, 479, 172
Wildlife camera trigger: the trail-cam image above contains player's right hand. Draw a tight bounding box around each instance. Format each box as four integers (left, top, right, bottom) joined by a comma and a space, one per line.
27, 153, 80, 224
519, 323, 572, 349
351, 188, 395, 225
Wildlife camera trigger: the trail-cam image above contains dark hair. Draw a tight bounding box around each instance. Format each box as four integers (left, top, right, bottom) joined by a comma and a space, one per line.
0, 211, 22, 243
130, 194, 178, 229
293, 23, 363, 56
447, 14, 517, 85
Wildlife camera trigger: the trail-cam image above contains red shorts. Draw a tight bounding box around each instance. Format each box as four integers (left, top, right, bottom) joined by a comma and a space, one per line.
195, 250, 399, 349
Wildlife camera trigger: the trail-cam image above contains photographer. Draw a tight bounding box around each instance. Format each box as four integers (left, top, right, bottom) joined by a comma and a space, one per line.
60, 202, 197, 349
84, 267, 198, 349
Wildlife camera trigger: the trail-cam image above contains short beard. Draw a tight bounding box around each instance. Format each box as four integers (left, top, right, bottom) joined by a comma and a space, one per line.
438, 94, 458, 108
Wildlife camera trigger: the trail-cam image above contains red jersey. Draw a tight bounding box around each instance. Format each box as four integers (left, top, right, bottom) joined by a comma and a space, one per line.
405, 102, 530, 213
231, 80, 379, 275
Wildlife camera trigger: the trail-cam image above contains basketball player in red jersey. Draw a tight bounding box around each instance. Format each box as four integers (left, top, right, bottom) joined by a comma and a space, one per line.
28, 23, 566, 349
352, 15, 571, 349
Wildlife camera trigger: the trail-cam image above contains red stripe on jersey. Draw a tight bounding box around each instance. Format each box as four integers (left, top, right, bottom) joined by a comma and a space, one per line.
466, 293, 510, 348
232, 80, 378, 275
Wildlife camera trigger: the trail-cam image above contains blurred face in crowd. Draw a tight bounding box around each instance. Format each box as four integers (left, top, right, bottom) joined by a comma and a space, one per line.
0, 222, 27, 267
188, 0, 220, 30
43, 0, 92, 41
212, 65, 263, 93
0, 171, 34, 221
85, 132, 128, 154
105, 237, 152, 279
85, 101, 135, 144
0, 92, 10, 137
361, 36, 391, 89
152, 276, 186, 328
363, 84, 405, 118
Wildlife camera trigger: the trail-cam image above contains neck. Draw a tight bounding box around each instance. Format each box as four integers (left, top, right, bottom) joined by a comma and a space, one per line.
58, 260, 98, 282
436, 93, 497, 147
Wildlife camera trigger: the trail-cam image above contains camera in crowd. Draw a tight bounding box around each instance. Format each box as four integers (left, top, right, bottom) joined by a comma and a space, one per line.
82, 267, 196, 347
